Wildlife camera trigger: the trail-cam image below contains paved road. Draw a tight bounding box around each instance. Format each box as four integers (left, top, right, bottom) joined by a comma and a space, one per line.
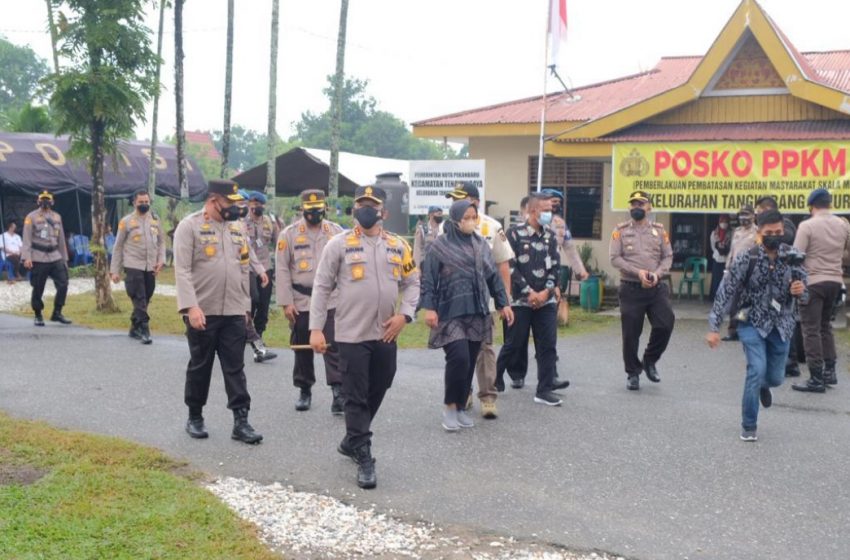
1, 313, 849, 560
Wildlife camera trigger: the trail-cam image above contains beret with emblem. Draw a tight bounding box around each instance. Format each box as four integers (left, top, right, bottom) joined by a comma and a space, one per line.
627, 190, 650, 203
807, 187, 831, 207
248, 191, 268, 204
300, 189, 327, 209
208, 179, 243, 201
354, 185, 386, 203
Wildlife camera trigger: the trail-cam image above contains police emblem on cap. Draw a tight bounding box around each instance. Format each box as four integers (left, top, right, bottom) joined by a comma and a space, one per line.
365, 187, 373, 195
309, 194, 317, 201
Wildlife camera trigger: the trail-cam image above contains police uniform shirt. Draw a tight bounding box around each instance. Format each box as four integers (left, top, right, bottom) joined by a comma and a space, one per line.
609, 220, 673, 282
110, 211, 166, 274
21, 208, 68, 263
550, 214, 587, 274
173, 210, 253, 316
727, 224, 758, 266
244, 214, 280, 271
506, 222, 560, 307
793, 213, 850, 285
309, 227, 420, 343
276, 218, 344, 312
413, 221, 440, 265
439, 213, 514, 264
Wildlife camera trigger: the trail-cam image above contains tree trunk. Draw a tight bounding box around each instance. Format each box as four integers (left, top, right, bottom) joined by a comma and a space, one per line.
265, 0, 279, 199
328, 0, 349, 198
174, 0, 188, 199
90, 120, 116, 312
45, 0, 60, 72
220, 0, 235, 179
148, 0, 167, 196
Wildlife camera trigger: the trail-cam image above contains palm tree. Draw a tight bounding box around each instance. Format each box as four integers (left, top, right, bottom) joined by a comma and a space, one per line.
220, 0, 234, 178
328, 0, 349, 198
174, 0, 188, 202
148, 0, 168, 195
265, 0, 279, 200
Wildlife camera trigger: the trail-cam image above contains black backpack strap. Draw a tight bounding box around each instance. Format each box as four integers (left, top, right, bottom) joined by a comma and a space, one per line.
744, 245, 759, 286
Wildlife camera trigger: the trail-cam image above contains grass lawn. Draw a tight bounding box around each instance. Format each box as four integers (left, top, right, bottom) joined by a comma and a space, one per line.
0, 412, 279, 560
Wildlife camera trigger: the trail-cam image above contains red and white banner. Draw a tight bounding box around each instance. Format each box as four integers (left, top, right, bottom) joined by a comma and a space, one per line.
548, 0, 567, 67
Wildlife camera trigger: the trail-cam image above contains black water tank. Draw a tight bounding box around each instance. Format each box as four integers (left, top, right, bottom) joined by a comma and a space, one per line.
374, 172, 409, 235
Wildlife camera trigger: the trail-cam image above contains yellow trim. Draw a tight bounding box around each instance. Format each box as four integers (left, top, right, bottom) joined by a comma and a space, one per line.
412, 122, 583, 139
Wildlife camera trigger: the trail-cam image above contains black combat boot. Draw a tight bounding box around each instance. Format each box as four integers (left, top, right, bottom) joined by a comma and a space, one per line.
50, 308, 72, 324
785, 357, 801, 377
34, 312, 45, 327
352, 443, 377, 489
643, 362, 661, 383
128, 324, 141, 339
823, 360, 837, 386
251, 339, 277, 362
331, 384, 344, 416
792, 365, 826, 393
295, 389, 312, 411
231, 408, 263, 444
185, 408, 208, 439
139, 323, 152, 345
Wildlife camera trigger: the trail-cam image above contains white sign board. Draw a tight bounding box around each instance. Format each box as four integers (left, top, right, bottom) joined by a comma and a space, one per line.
408, 160, 485, 215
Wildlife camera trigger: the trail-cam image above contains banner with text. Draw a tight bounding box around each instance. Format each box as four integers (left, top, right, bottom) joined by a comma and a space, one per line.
408, 160, 485, 215
612, 142, 850, 213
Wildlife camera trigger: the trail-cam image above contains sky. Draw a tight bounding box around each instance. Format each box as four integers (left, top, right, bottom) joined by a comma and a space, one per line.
2, 0, 849, 142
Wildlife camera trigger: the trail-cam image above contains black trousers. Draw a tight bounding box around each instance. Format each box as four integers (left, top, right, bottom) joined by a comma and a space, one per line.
496, 317, 530, 385
496, 304, 557, 394
251, 269, 274, 336
125, 268, 155, 328
290, 309, 342, 389
338, 340, 397, 449
709, 260, 725, 300
618, 282, 675, 376
799, 281, 842, 369
30, 260, 68, 313
443, 339, 482, 407
184, 315, 251, 411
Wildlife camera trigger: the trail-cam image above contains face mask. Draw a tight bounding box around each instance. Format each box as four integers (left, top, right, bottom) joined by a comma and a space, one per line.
630, 208, 646, 221
136, 204, 150, 214
218, 202, 242, 222
459, 220, 477, 235
432, 215, 443, 224
719, 222, 728, 229
238, 205, 249, 219
539, 211, 553, 226
762, 235, 782, 250
739, 217, 752, 227
304, 210, 325, 225
354, 206, 381, 229
252, 207, 264, 217
39, 200, 52, 210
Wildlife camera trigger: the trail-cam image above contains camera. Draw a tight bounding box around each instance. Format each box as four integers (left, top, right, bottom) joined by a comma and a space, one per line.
778, 245, 805, 267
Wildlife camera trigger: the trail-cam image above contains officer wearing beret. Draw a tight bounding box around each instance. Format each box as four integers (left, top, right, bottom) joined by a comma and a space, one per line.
309, 185, 420, 489
110, 190, 166, 344
21, 190, 71, 326
792, 188, 850, 392
276, 189, 345, 412
244, 190, 280, 361
174, 179, 263, 444
609, 190, 674, 391
413, 205, 443, 267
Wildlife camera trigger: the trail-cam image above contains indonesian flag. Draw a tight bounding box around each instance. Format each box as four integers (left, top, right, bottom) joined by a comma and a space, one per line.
548, 0, 568, 67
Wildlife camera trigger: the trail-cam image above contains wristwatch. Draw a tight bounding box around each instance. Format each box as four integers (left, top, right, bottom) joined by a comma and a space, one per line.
404, 314, 413, 323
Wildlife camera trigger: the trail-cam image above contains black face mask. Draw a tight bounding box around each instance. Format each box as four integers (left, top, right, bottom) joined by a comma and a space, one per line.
762, 235, 782, 250
252, 207, 264, 217
39, 201, 52, 210
218, 202, 242, 222
238, 205, 249, 219
433, 215, 443, 224
630, 208, 646, 221
354, 206, 381, 229
739, 217, 752, 227
136, 204, 150, 214
304, 210, 324, 225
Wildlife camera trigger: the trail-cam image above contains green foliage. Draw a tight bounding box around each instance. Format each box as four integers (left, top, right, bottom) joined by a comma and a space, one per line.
0, 36, 49, 114
0, 102, 53, 132
292, 76, 460, 160
212, 125, 301, 174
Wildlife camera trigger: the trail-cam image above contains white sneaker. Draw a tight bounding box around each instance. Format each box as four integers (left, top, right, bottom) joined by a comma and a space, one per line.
456, 409, 475, 428
442, 409, 460, 432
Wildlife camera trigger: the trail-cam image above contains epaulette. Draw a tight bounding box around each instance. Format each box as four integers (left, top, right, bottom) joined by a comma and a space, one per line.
389, 232, 412, 251
617, 221, 631, 229
652, 222, 665, 229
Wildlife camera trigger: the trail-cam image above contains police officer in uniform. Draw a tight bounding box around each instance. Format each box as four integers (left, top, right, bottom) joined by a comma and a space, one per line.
22, 190, 72, 326
309, 185, 420, 489
276, 189, 344, 413
609, 190, 674, 391
110, 190, 166, 344
413, 205, 443, 267
174, 179, 263, 444
244, 191, 280, 360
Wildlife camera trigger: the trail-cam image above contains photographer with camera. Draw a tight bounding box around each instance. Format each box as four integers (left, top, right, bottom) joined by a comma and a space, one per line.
706, 210, 808, 442
791, 188, 850, 392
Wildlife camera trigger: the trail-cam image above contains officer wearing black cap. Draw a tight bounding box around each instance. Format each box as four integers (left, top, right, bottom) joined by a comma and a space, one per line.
174, 179, 263, 444
21, 190, 71, 326
309, 184, 420, 489
792, 188, 850, 392
609, 190, 674, 391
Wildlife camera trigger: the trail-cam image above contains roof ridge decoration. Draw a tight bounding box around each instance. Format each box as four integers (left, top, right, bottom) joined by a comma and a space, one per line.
555, 0, 850, 142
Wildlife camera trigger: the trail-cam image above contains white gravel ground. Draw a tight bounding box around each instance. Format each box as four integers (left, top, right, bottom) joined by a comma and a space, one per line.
207, 477, 625, 560
0, 278, 176, 312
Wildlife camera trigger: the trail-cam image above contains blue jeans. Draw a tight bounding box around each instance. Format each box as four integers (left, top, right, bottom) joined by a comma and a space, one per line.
737, 323, 789, 430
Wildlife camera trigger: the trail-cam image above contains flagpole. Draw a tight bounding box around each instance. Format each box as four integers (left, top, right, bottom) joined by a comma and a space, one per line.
536, 0, 552, 193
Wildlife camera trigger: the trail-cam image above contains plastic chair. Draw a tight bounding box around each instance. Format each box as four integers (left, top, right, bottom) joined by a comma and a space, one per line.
70, 234, 93, 267
678, 257, 708, 299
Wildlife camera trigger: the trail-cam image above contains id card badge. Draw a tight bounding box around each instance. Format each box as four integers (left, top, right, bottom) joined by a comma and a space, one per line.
40, 229, 48, 239
256, 238, 263, 248
545, 256, 552, 270
770, 298, 781, 312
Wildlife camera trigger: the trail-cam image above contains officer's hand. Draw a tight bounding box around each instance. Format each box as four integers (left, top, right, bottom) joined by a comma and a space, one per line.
259, 272, 269, 287
790, 280, 805, 296
284, 304, 299, 323
187, 306, 206, 330
310, 330, 327, 353
110, 273, 120, 284
424, 310, 438, 328
381, 314, 407, 343
153, 263, 164, 276
554, 287, 562, 303
576, 270, 590, 281
706, 332, 721, 349
499, 306, 514, 327
24, 259, 33, 270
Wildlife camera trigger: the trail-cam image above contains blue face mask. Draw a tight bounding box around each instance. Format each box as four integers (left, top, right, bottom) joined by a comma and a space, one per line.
539, 211, 553, 226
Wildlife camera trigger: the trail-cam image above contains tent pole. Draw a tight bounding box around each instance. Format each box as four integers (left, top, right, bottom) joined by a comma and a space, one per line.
74, 189, 84, 235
